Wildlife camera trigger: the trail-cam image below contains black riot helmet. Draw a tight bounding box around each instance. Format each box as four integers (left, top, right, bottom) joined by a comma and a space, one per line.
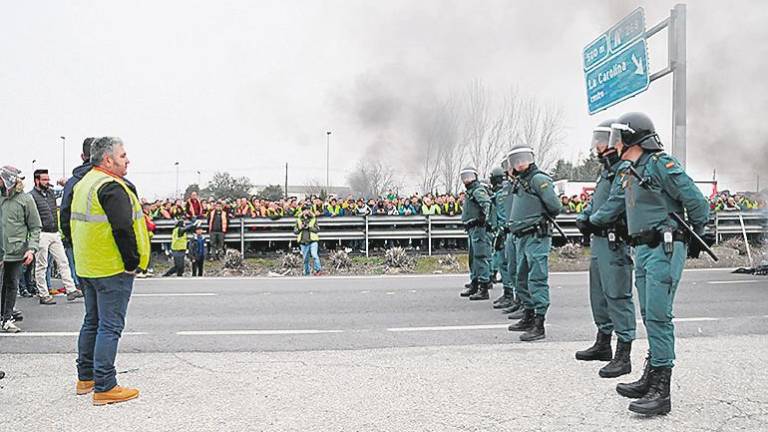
489, 167, 505, 188
459, 167, 479, 185
608, 112, 663, 151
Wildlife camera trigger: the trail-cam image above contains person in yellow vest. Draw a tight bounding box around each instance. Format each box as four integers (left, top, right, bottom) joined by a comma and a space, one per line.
162, 219, 200, 277
71, 137, 149, 406
295, 204, 324, 275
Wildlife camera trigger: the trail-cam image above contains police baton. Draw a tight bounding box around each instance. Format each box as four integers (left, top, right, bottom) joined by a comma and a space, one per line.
544, 213, 571, 243
626, 165, 718, 262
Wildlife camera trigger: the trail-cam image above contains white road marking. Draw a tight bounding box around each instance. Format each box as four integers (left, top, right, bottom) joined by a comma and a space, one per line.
133, 293, 216, 297
176, 329, 344, 336
636, 317, 720, 324
0, 332, 147, 337
707, 280, 766, 285
387, 324, 510, 332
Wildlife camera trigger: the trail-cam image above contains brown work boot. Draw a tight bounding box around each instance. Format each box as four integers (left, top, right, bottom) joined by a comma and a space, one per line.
93, 385, 140, 406
76, 380, 95, 395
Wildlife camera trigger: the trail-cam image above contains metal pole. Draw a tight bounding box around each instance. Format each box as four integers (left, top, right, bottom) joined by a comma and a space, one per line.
326, 131, 331, 192
61, 136, 66, 177
174, 162, 180, 198
240, 218, 245, 255
364, 215, 369, 257
284, 163, 288, 199
670, 4, 687, 167
427, 215, 432, 256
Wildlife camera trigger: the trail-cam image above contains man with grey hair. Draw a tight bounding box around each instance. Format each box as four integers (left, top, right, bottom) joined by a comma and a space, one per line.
71, 137, 150, 405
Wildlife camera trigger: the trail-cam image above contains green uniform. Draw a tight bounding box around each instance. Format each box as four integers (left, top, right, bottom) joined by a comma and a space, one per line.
461, 181, 492, 284
508, 166, 562, 315
578, 159, 636, 343
492, 180, 514, 292
622, 152, 709, 368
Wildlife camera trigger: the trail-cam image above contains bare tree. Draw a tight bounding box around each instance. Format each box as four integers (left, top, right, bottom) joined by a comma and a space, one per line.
462, 80, 491, 179
303, 178, 325, 197
518, 95, 564, 171
435, 95, 463, 194
347, 159, 398, 198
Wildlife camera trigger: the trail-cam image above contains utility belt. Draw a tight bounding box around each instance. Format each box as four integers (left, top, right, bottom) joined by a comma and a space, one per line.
593, 226, 627, 251
513, 220, 550, 238
464, 219, 492, 231
628, 228, 687, 253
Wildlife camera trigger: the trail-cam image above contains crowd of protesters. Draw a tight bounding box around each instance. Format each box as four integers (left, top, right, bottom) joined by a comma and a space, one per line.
142, 191, 467, 221
141, 187, 767, 224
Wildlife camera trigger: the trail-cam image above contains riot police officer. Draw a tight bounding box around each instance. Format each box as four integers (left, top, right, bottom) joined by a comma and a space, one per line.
505, 146, 562, 341
489, 167, 516, 309
610, 112, 709, 415
459, 167, 493, 300
574, 119, 636, 378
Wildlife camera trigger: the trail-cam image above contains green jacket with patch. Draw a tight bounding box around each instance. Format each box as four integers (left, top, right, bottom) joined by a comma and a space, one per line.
461, 181, 492, 225
622, 151, 709, 235
508, 165, 562, 233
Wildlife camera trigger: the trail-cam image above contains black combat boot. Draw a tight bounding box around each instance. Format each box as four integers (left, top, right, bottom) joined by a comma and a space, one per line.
520, 314, 545, 341
628, 366, 672, 415
575, 331, 613, 361
502, 296, 523, 315
599, 339, 632, 378
616, 354, 651, 398
469, 281, 491, 300
508, 309, 535, 331
460, 279, 478, 297
493, 289, 514, 308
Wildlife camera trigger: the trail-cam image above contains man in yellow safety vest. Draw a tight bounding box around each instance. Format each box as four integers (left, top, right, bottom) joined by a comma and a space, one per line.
71, 137, 149, 406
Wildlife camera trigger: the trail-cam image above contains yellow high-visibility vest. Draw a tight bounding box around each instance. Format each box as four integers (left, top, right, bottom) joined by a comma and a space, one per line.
71, 168, 150, 278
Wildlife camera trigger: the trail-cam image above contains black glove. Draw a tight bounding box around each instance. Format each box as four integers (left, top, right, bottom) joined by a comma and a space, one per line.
575, 218, 597, 236
477, 214, 486, 227
687, 239, 702, 259
494, 232, 506, 251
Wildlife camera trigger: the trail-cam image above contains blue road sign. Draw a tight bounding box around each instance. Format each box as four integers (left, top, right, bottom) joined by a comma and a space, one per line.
583, 7, 645, 71
585, 39, 650, 114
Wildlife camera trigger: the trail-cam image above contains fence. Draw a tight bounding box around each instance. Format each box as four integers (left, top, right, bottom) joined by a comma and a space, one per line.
150, 211, 767, 256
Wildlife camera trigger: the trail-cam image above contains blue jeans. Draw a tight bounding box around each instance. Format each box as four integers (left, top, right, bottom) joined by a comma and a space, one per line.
64, 246, 80, 287
77, 273, 134, 392
300, 242, 321, 275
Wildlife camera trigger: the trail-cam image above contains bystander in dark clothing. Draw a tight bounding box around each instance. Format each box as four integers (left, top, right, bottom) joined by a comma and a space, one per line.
188, 227, 206, 277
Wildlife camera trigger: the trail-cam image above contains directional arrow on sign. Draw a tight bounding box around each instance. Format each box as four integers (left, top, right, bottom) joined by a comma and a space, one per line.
632, 54, 644, 75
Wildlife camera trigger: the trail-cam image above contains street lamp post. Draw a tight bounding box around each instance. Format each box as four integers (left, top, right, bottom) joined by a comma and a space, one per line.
326, 131, 331, 192
60, 136, 66, 177
174, 162, 180, 198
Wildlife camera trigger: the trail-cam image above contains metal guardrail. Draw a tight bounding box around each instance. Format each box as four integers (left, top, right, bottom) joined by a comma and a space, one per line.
150, 211, 767, 256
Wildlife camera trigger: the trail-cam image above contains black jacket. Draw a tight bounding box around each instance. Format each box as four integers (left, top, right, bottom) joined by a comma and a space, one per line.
60, 162, 92, 245
29, 187, 59, 233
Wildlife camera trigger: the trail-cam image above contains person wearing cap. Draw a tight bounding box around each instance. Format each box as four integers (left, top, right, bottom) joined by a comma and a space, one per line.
29, 168, 84, 304
505, 146, 562, 342
71, 137, 150, 405
0, 166, 42, 333
295, 202, 323, 276
609, 112, 709, 416
162, 219, 200, 277
458, 166, 493, 300
574, 119, 636, 379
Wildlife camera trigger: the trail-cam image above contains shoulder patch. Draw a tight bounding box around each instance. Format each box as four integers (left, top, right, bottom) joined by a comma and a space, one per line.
540, 182, 549, 189
665, 161, 675, 169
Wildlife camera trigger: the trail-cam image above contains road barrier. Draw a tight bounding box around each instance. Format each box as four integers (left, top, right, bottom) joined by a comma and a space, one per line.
150, 211, 767, 256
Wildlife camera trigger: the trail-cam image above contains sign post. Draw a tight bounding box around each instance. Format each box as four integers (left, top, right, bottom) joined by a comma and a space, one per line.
584, 4, 688, 167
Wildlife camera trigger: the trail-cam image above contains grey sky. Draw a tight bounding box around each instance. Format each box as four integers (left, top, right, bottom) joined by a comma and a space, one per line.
2, 0, 766, 198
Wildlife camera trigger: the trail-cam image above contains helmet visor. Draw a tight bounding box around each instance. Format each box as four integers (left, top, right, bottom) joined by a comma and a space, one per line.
609, 123, 634, 149
460, 171, 477, 183
505, 149, 534, 169
591, 127, 611, 152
